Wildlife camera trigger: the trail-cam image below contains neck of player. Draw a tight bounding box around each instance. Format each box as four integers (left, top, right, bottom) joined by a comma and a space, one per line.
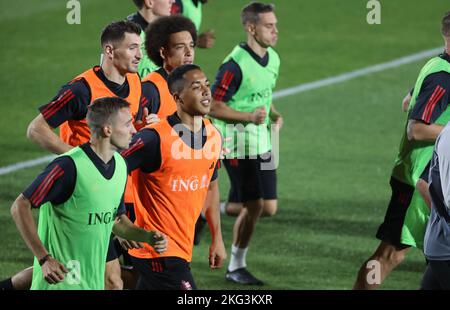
177, 110, 203, 133
247, 36, 268, 59
102, 63, 126, 85
89, 139, 115, 164
139, 8, 158, 24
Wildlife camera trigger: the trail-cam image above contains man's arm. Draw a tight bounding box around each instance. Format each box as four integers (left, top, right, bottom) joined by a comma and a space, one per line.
407, 121, 444, 141
203, 179, 226, 269
122, 128, 161, 173
209, 59, 265, 124
113, 214, 167, 253
27, 114, 73, 154
270, 103, 283, 130
406, 72, 450, 141
27, 79, 90, 154
11, 195, 68, 284
209, 100, 266, 124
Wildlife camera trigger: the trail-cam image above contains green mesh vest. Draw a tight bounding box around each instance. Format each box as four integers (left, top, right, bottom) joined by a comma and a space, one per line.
181, 0, 202, 31
30, 147, 127, 290
392, 56, 450, 186
213, 45, 280, 157
138, 30, 159, 78
391, 55, 450, 248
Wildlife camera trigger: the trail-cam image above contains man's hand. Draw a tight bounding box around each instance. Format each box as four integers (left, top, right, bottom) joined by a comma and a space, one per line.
41, 256, 68, 285
135, 107, 160, 130
147, 231, 167, 254
197, 30, 216, 49
271, 114, 283, 131
250, 107, 267, 125
116, 236, 143, 250
209, 239, 227, 269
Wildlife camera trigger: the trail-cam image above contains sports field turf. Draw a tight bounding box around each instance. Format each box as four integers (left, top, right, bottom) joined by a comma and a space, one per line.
0, 0, 449, 289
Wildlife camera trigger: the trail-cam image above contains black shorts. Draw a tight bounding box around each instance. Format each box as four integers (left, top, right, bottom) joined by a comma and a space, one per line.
421, 260, 450, 290
223, 152, 277, 203
131, 256, 196, 290
419, 162, 431, 183
106, 236, 119, 262
375, 177, 414, 249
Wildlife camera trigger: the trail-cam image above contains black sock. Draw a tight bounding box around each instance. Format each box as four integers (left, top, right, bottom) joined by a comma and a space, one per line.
0, 277, 14, 290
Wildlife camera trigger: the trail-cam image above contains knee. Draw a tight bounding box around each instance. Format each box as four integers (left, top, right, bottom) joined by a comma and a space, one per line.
245, 202, 263, 219
262, 200, 277, 217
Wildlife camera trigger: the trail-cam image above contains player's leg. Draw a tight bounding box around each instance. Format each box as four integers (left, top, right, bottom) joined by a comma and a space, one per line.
104, 237, 123, 290
353, 177, 414, 289
225, 158, 264, 285
221, 159, 244, 216
353, 241, 410, 289
260, 155, 278, 217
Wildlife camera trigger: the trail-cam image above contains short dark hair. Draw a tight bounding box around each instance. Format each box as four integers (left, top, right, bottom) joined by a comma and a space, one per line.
241, 2, 275, 26
100, 20, 141, 47
168, 64, 202, 95
442, 11, 450, 37
145, 15, 197, 67
132, 0, 144, 9
87, 97, 130, 137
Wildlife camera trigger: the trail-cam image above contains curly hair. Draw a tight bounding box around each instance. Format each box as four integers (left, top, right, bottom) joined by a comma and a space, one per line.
145, 15, 197, 67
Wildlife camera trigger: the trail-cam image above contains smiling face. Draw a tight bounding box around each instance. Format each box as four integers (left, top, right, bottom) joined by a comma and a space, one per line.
161, 31, 195, 72
176, 69, 211, 116
110, 32, 142, 74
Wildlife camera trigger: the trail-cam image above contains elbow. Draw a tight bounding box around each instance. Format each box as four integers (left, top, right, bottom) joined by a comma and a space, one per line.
406, 121, 420, 141
26, 119, 39, 142
406, 128, 416, 141
10, 202, 18, 221
10, 196, 24, 222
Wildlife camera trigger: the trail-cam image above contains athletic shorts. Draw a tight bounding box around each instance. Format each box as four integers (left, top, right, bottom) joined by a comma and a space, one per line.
131, 256, 196, 290
223, 152, 277, 203
419, 162, 431, 183
421, 260, 450, 290
376, 177, 414, 249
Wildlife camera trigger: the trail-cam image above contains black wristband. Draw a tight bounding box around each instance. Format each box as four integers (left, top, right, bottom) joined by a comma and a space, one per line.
38, 254, 51, 266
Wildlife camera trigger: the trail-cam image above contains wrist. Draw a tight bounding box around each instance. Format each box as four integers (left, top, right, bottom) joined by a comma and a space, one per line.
247, 112, 253, 123
38, 254, 51, 266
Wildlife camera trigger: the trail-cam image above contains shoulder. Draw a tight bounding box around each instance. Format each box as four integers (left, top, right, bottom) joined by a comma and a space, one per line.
48, 155, 76, 175
64, 77, 91, 99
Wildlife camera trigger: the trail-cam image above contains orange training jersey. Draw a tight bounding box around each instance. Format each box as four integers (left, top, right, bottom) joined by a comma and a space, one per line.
129, 118, 221, 262
59, 66, 142, 146
142, 71, 177, 118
